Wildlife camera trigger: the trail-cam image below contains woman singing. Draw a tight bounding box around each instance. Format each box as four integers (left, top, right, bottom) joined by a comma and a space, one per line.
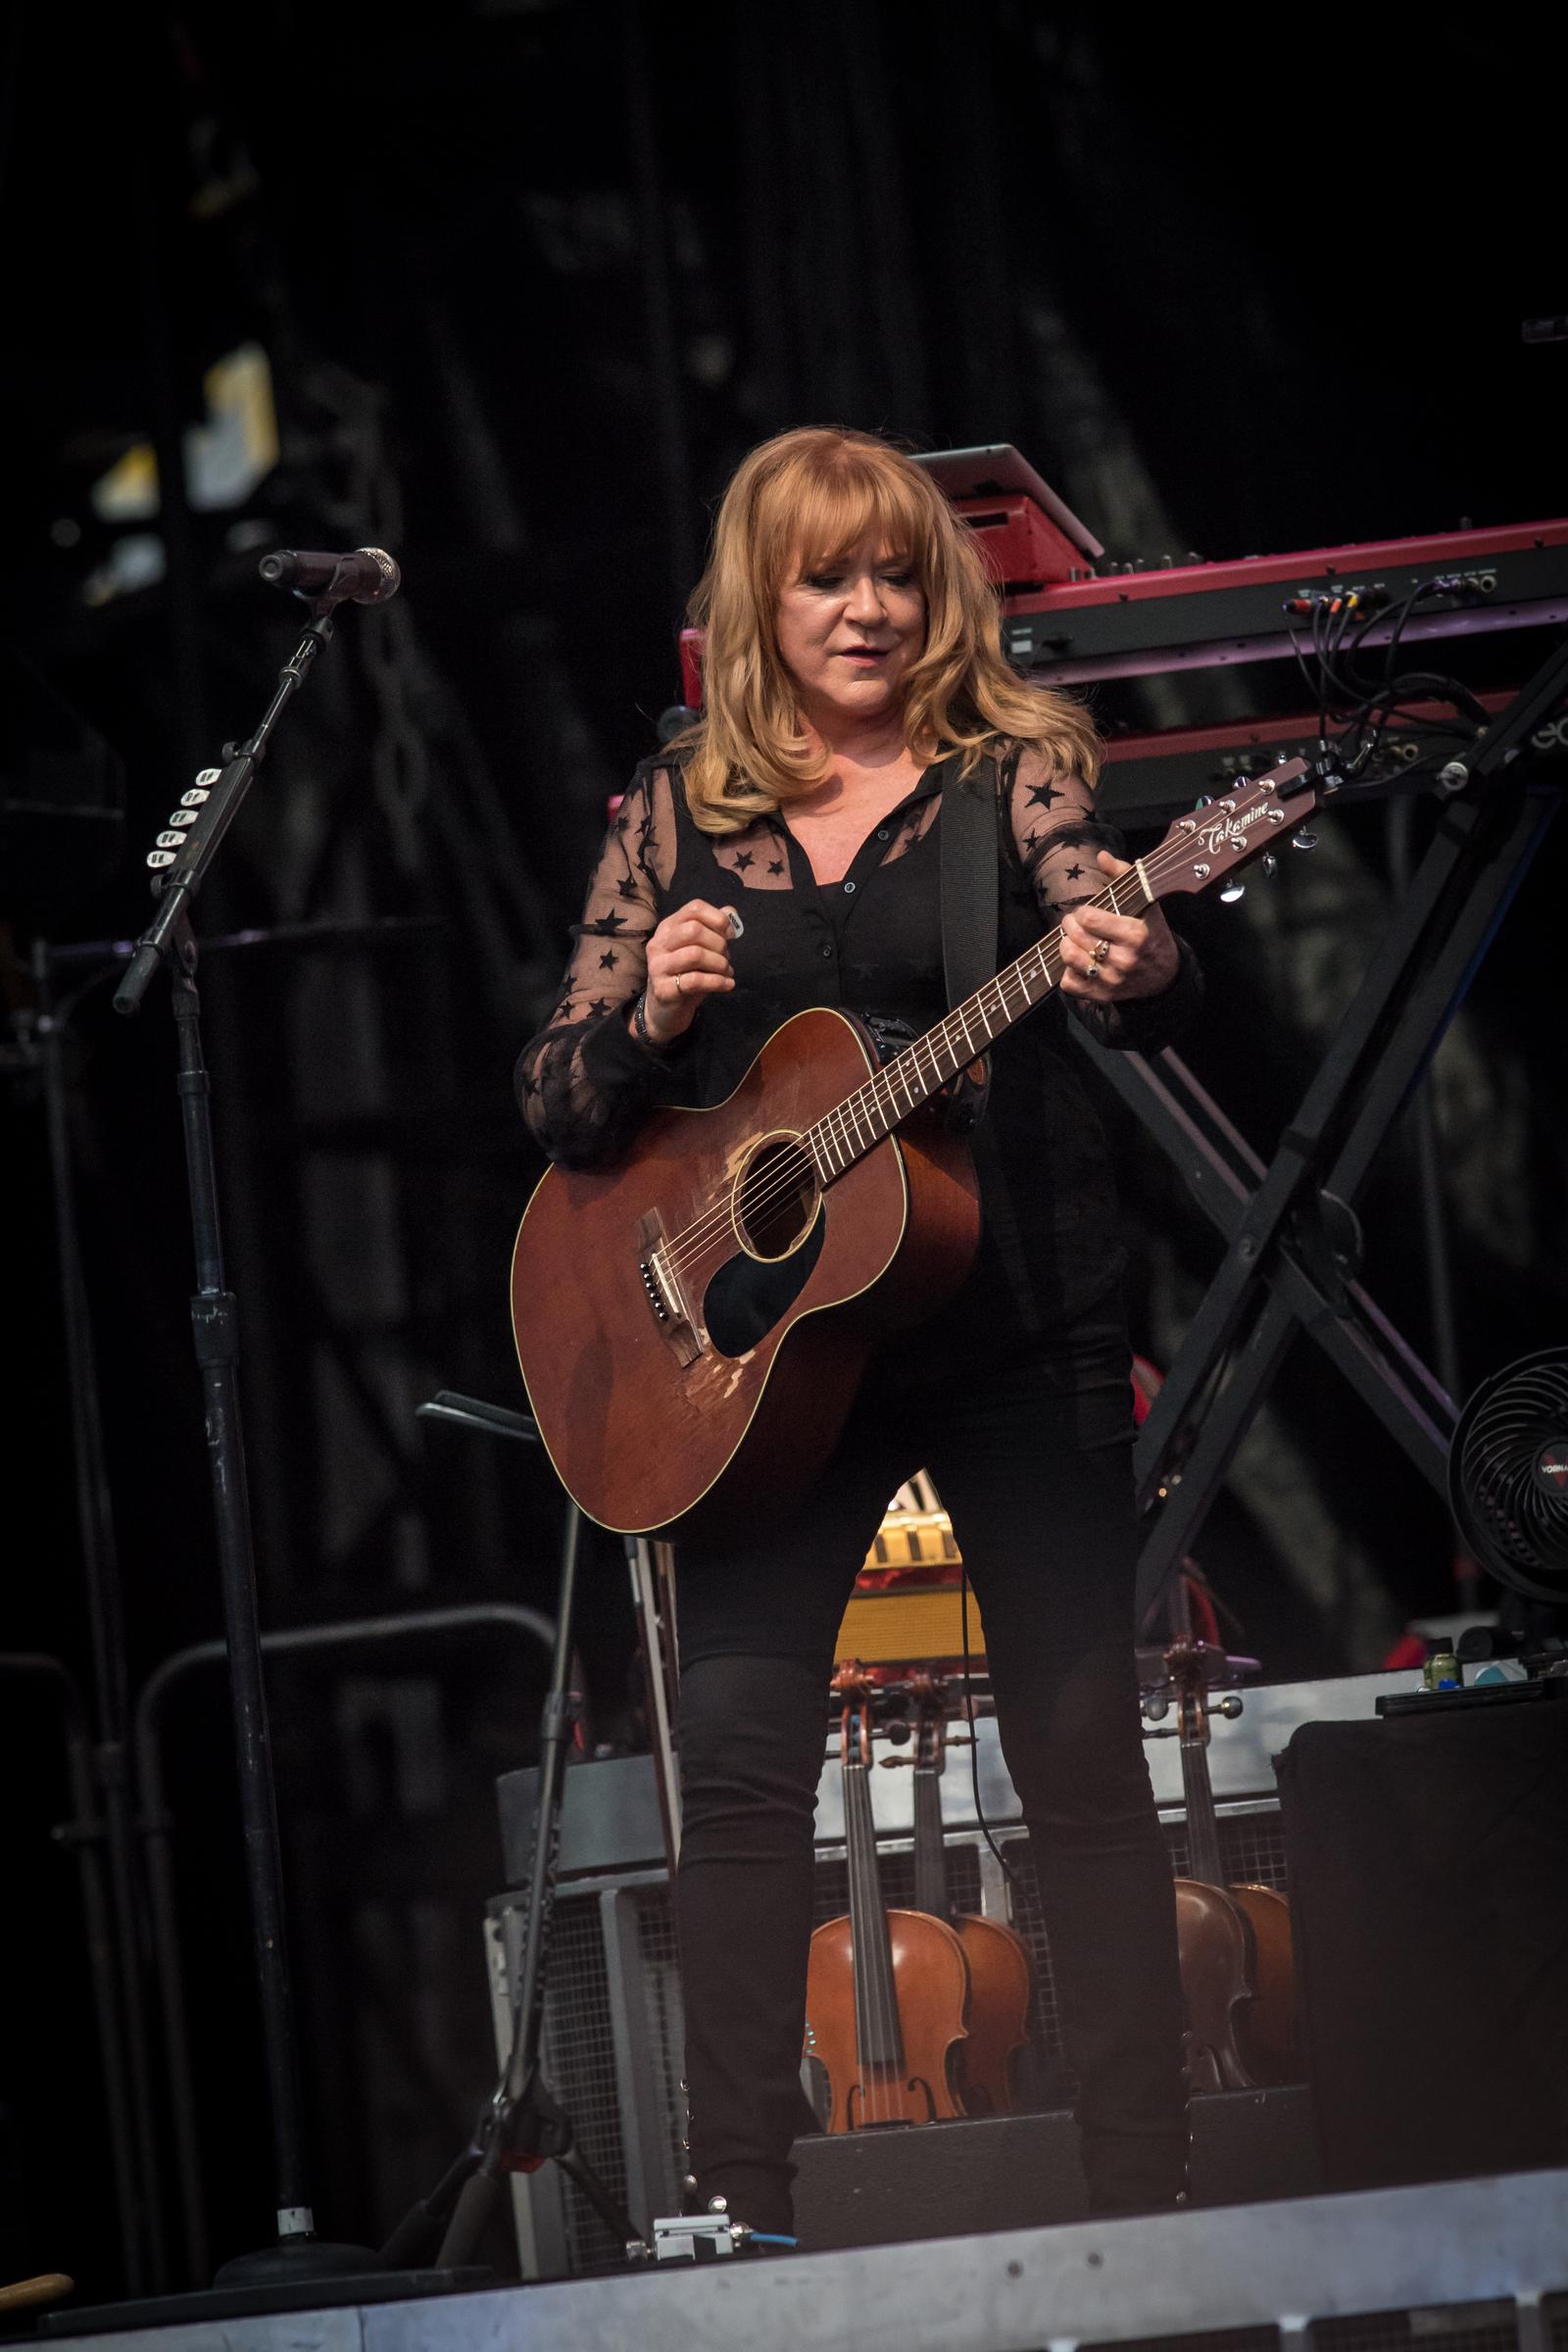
516, 426, 1197, 2240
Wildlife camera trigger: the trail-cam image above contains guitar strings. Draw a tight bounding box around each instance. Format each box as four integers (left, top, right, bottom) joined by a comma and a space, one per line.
658, 844, 1163, 1282
660, 919, 1068, 1284
657, 798, 1285, 1283
656, 867, 1117, 1279
658, 827, 1192, 1280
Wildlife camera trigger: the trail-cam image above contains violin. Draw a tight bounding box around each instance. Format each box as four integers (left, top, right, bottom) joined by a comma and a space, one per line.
908, 1670, 1033, 2116
804, 1665, 970, 2131
1167, 1638, 1301, 2090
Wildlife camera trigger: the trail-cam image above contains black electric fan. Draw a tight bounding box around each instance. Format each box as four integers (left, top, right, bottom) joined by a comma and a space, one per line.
1448, 1348, 1568, 1607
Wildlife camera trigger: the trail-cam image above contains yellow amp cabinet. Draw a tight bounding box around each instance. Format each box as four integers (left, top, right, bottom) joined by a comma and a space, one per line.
833, 1472, 987, 1667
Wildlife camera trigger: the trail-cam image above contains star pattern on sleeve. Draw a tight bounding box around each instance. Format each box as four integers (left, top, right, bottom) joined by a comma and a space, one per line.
1027, 780, 1063, 810
1065, 861, 1083, 880
588, 998, 611, 1017
768, 858, 784, 876
598, 950, 618, 969
734, 851, 754, 871
616, 875, 641, 899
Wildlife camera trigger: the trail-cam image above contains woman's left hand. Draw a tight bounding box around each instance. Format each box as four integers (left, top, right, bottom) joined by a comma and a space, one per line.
1058, 850, 1181, 1004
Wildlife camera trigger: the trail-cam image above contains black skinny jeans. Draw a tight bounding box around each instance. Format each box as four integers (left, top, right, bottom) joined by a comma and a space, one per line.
672, 1309, 1188, 2235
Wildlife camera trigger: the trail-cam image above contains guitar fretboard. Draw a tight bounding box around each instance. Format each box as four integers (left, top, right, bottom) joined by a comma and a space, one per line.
802, 868, 1153, 1183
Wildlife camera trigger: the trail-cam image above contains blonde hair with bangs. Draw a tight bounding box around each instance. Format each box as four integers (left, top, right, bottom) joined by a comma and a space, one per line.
674, 425, 1101, 834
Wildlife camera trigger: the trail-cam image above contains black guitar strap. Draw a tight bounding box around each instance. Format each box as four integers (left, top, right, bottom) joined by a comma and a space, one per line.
939, 757, 1042, 1337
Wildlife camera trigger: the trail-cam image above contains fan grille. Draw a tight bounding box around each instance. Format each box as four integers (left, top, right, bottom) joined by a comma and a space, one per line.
1449, 1349, 1568, 1605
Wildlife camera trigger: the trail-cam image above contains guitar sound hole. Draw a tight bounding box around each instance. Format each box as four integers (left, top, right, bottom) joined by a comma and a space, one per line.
703, 1134, 824, 1361
703, 1206, 825, 1359
735, 1136, 818, 1260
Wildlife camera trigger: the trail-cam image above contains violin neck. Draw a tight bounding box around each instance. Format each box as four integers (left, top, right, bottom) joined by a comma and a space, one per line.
1180, 1739, 1226, 1888
844, 1748, 905, 2071
912, 1760, 950, 1920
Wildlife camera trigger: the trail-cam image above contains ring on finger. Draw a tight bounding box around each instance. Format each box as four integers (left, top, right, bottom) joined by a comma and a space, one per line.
1092, 937, 1110, 966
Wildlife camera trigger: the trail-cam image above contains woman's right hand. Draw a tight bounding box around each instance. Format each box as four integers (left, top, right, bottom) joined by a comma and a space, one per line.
637, 899, 737, 1045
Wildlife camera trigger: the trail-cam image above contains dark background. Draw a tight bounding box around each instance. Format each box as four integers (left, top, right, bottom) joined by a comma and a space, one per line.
1, 0, 1562, 2302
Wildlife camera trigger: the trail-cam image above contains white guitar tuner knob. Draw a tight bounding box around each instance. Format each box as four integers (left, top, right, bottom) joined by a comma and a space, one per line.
195, 767, 221, 786
1260, 854, 1277, 877
1292, 828, 1318, 851
1219, 879, 1247, 904
1195, 795, 1213, 809
147, 849, 176, 868
156, 829, 184, 850
180, 787, 211, 808
167, 808, 197, 827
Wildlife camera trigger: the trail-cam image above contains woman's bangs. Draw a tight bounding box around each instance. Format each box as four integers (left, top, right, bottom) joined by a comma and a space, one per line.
779, 455, 928, 580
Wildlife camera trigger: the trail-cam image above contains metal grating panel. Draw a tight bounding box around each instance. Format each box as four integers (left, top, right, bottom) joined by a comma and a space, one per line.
635, 1890, 687, 2198
535, 1901, 632, 2274
1163, 1808, 1292, 1891
1311, 2306, 1519, 2352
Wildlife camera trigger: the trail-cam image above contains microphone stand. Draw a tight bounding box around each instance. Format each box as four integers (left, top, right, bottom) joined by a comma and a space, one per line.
377, 1394, 647, 2272
114, 587, 379, 2285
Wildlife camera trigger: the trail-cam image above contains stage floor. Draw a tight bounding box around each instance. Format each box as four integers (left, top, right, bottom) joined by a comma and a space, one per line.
26, 2164, 1568, 2352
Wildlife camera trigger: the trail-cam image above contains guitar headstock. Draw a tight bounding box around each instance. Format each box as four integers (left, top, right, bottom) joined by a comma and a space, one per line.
1145, 757, 1322, 905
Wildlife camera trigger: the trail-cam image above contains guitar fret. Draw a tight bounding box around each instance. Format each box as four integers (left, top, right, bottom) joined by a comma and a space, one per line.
806, 873, 1140, 1190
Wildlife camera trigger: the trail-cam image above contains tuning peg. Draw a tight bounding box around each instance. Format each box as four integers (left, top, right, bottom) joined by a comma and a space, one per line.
1260, 853, 1277, 878
1195, 795, 1213, 809
1291, 827, 1318, 851
1218, 880, 1247, 904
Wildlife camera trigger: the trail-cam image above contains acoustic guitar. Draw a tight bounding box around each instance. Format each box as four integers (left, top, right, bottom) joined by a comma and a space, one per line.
512, 759, 1316, 1536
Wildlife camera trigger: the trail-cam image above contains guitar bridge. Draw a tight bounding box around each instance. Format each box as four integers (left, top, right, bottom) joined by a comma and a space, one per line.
636, 1210, 702, 1367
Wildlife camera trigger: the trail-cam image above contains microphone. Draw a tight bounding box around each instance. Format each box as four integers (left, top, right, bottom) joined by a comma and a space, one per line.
258, 547, 402, 605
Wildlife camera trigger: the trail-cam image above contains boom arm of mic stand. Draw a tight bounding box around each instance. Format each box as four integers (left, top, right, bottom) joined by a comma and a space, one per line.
113, 614, 336, 1018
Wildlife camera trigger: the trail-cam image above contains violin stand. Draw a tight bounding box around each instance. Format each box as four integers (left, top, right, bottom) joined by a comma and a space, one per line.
375, 1394, 649, 2272
1069, 629, 1568, 1625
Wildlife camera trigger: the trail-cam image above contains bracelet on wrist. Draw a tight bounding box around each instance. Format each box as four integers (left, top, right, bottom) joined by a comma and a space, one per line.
631, 991, 670, 1054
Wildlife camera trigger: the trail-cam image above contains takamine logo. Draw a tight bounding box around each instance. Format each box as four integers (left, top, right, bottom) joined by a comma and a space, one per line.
1199, 802, 1273, 858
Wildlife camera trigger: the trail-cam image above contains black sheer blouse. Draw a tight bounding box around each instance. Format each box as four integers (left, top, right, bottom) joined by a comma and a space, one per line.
516, 740, 1200, 1348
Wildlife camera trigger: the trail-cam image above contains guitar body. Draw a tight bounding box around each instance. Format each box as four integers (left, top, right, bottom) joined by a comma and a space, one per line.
511, 1007, 980, 1538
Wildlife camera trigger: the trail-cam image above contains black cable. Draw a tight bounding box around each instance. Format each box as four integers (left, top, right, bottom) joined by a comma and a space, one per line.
959, 1570, 1027, 1900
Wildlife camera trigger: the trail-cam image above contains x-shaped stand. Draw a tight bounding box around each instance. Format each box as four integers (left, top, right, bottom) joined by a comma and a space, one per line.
1072, 633, 1568, 1627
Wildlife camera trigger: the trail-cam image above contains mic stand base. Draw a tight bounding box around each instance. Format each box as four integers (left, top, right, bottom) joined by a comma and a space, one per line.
214, 2236, 384, 2289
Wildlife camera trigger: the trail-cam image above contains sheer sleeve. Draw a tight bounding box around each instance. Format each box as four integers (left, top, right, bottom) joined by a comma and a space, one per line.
1002, 739, 1201, 1054
514, 763, 687, 1167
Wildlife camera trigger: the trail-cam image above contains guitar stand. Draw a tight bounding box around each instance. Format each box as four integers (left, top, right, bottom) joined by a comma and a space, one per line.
380, 1394, 649, 2271
1071, 631, 1568, 1628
